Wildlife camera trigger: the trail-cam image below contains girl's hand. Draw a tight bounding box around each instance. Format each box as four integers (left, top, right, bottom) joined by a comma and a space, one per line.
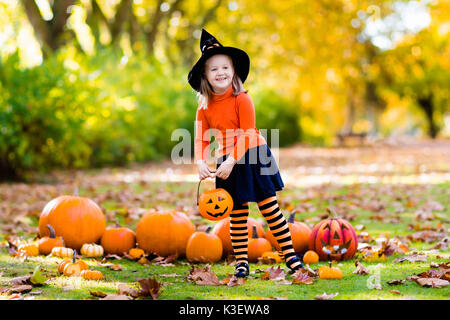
215, 156, 237, 180
197, 161, 216, 180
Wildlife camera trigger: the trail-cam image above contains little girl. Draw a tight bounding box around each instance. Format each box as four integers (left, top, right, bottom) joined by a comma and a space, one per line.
188, 29, 303, 277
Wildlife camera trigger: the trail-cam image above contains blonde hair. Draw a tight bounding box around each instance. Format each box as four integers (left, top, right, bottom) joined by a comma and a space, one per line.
197, 58, 247, 110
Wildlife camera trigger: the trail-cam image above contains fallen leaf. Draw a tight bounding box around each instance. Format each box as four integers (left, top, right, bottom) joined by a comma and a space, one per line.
415, 278, 449, 288
89, 290, 108, 298
221, 274, 246, 287
137, 277, 163, 299
117, 283, 139, 298
393, 253, 428, 263
30, 265, 47, 286
353, 260, 370, 275
187, 265, 221, 286
260, 266, 286, 281
391, 290, 401, 295
7, 285, 33, 294
314, 292, 339, 300
101, 294, 133, 300
387, 280, 405, 285
292, 271, 314, 285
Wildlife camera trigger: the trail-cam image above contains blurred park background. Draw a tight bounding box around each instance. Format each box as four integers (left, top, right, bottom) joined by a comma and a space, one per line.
0, 0, 449, 180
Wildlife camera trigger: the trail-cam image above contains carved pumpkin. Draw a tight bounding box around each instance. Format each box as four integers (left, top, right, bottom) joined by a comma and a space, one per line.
100, 223, 136, 255
81, 270, 103, 280
265, 210, 312, 253
318, 263, 343, 279
38, 225, 65, 255
212, 217, 265, 256
136, 210, 195, 257
186, 226, 223, 263
58, 251, 89, 276
302, 250, 319, 264
309, 207, 358, 261
38, 191, 106, 250
197, 181, 233, 221
51, 246, 74, 258
80, 243, 104, 257
248, 225, 272, 262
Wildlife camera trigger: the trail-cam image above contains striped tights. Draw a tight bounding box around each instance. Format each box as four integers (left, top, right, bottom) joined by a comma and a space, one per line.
230, 195, 302, 271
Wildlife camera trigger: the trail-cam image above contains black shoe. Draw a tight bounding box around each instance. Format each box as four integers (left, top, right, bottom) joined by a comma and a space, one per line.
234, 262, 249, 278
286, 256, 304, 272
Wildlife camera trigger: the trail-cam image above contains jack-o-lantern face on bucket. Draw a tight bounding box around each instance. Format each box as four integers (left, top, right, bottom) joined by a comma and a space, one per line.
198, 188, 233, 221
308, 207, 358, 261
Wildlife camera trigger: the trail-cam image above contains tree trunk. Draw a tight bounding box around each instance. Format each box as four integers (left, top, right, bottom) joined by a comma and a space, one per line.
418, 95, 438, 139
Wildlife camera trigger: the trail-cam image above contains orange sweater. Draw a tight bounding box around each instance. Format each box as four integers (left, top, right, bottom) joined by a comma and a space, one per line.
195, 85, 267, 162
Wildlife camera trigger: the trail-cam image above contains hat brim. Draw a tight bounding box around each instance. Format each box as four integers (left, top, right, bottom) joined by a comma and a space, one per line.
188, 46, 250, 92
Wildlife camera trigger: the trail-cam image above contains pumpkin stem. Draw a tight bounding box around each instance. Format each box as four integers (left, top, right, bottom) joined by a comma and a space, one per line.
288, 210, 296, 223
205, 226, 212, 234
46, 224, 56, 239
326, 207, 339, 219
252, 225, 258, 239
72, 250, 76, 263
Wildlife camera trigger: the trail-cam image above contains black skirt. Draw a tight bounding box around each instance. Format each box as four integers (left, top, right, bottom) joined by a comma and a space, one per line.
215, 144, 284, 205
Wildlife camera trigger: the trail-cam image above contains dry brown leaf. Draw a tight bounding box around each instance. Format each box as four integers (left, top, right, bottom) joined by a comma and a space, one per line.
393, 253, 428, 263
89, 290, 108, 298
221, 274, 246, 287
117, 283, 139, 298
314, 292, 339, 300
101, 294, 134, 300
386, 279, 406, 285
260, 266, 286, 281
354, 260, 370, 275
292, 271, 314, 285
415, 278, 449, 288
137, 277, 163, 299
187, 265, 221, 286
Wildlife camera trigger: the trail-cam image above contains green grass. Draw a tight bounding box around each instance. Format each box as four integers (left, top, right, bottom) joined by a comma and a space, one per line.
1, 181, 449, 300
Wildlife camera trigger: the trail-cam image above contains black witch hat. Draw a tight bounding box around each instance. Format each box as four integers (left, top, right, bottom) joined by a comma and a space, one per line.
188, 29, 250, 92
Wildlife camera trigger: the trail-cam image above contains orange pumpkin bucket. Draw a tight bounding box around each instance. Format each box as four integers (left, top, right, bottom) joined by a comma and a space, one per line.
196, 180, 233, 221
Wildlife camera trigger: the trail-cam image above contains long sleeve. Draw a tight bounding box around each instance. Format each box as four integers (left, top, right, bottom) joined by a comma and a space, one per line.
230, 94, 264, 161
194, 107, 210, 162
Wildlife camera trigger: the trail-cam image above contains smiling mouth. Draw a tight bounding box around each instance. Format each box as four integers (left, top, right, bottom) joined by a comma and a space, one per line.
206, 207, 229, 217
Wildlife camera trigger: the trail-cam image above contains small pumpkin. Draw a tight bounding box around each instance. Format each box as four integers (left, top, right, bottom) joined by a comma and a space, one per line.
38, 225, 65, 255
309, 207, 358, 261
186, 226, 223, 263
303, 250, 319, 265
128, 248, 145, 259
58, 251, 89, 276
212, 217, 265, 256
81, 269, 103, 280
265, 210, 312, 254
80, 243, 104, 257
260, 251, 283, 264
51, 246, 74, 258
248, 225, 272, 262
17, 242, 39, 257
197, 181, 233, 221
100, 222, 136, 255
318, 263, 343, 279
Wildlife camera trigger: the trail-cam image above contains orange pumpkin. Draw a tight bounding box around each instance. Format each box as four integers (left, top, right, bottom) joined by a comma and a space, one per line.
136, 210, 195, 257
58, 251, 89, 276
302, 250, 319, 264
260, 251, 283, 264
81, 270, 103, 280
197, 181, 233, 221
265, 210, 311, 254
17, 242, 39, 257
186, 226, 223, 263
38, 225, 64, 255
248, 225, 272, 262
128, 248, 145, 259
318, 264, 343, 279
38, 191, 106, 250
100, 223, 136, 255
212, 217, 265, 256
309, 207, 358, 261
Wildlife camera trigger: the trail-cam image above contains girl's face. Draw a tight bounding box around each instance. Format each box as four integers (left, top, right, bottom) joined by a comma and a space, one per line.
204, 54, 234, 94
